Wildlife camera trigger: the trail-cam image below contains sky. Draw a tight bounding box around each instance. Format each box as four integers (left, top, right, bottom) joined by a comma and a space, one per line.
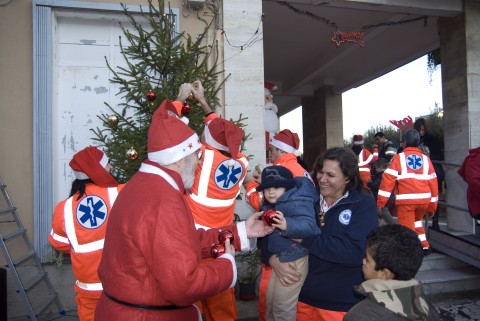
279, 55, 443, 152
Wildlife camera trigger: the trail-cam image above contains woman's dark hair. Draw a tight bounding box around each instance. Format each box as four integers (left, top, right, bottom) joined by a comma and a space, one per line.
313, 147, 362, 193
413, 117, 427, 132
69, 179, 94, 200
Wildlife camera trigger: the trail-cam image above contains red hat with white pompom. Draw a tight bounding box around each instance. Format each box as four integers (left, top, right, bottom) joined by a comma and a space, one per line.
204, 118, 244, 166
148, 99, 201, 165
270, 129, 301, 156
69, 146, 118, 187
353, 134, 364, 145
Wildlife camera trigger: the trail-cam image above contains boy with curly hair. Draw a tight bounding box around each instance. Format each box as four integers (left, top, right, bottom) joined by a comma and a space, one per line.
344, 224, 440, 321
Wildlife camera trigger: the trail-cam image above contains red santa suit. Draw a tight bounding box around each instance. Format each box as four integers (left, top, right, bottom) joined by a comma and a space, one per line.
49, 147, 123, 321
95, 102, 252, 321
184, 114, 248, 321
377, 147, 438, 249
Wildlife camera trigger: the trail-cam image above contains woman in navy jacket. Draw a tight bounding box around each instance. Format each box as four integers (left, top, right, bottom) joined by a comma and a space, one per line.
269, 147, 378, 321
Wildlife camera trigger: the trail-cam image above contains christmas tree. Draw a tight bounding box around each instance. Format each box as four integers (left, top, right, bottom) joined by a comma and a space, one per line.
92, 0, 226, 182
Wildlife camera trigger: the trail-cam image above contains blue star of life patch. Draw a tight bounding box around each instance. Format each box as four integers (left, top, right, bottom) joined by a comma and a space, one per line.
214, 159, 244, 190
76, 195, 108, 229
338, 209, 352, 225
406, 154, 423, 170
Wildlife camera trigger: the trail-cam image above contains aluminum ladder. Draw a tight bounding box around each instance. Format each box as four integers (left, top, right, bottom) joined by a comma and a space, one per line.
0, 177, 64, 320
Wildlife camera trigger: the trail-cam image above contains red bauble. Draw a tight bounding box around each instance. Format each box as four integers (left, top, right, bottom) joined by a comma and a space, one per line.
262, 209, 277, 226
146, 90, 156, 101
211, 244, 225, 258
182, 104, 191, 115
218, 230, 235, 245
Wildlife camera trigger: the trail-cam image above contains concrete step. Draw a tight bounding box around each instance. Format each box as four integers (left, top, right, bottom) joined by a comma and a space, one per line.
416, 252, 480, 295
419, 252, 470, 272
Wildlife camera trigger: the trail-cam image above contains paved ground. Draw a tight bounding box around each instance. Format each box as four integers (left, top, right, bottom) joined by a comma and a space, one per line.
22, 290, 480, 321
429, 290, 480, 321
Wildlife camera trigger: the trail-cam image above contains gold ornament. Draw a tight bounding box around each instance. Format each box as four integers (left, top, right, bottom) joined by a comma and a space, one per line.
126, 147, 138, 160
107, 115, 119, 126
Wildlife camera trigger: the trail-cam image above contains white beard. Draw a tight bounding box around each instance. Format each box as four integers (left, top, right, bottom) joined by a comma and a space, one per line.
181, 154, 197, 189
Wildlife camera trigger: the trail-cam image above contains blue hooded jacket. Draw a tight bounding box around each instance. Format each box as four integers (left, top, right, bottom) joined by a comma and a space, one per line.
261, 177, 320, 263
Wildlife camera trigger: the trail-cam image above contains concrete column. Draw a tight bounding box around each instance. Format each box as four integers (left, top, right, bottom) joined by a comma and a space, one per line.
223, 0, 264, 217
439, 0, 480, 232
302, 86, 343, 168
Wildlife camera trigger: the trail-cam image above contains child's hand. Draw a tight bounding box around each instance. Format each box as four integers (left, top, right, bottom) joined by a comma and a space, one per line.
272, 211, 287, 231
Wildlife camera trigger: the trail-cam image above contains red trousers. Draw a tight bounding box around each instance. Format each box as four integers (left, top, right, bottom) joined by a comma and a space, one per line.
258, 264, 272, 321
396, 203, 430, 249
197, 287, 237, 321
74, 286, 101, 321
297, 301, 347, 321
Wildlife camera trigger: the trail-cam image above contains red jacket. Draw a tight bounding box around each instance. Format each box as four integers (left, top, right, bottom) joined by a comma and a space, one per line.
185, 144, 248, 229
245, 153, 313, 211
49, 183, 124, 295
377, 147, 438, 212
95, 161, 250, 321
358, 148, 373, 188
458, 147, 480, 218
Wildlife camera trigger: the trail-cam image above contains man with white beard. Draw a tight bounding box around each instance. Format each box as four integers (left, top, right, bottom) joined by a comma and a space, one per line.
95, 100, 273, 321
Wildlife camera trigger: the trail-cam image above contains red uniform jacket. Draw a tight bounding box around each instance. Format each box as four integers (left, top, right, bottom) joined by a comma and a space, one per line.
49, 183, 124, 295
95, 160, 249, 321
358, 148, 373, 188
377, 147, 438, 212
185, 144, 248, 229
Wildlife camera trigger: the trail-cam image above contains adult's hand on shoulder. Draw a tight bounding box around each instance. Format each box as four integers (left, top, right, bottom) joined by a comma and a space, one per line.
270, 255, 302, 286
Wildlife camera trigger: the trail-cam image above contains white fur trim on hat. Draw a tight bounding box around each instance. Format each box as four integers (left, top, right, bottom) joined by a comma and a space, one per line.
270, 137, 298, 154
148, 132, 201, 166
353, 140, 364, 145
73, 170, 89, 180
204, 123, 229, 152
73, 152, 109, 180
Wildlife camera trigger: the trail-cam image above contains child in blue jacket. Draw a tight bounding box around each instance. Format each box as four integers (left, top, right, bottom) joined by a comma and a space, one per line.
257, 165, 320, 321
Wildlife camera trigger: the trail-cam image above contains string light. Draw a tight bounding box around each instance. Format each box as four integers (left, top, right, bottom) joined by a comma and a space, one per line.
274, 1, 428, 47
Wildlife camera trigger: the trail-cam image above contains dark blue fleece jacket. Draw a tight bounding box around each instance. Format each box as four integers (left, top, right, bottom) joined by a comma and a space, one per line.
299, 190, 378, 312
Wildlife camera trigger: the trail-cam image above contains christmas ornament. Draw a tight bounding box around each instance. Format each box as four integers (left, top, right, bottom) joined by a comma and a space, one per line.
146, 90, 156, 101
211, 243, 225, 258
182, 103, 191, 115
107, 115, 118, 126
186, 93, 195, 102
261, 209, 277, 226
126, 147, 138, 160
218, 230, 235, 245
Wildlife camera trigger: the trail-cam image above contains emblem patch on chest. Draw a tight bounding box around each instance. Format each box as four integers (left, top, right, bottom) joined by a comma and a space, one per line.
406, 154, 424, 170
338, 209, 352, 225
214, 160, 243, 190
76, 195, 108, 229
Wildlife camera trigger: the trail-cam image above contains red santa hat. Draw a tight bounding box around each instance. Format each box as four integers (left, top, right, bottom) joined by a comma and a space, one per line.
69, 146, 117, 187
353, 134, 364, 145
270, 129, 301, 156
204, 118, 244, 166
148, 99, 201, 165
264, 81, 278, 92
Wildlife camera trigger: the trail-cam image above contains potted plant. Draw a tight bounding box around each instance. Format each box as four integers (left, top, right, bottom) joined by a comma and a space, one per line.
236, 247, 261, 301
